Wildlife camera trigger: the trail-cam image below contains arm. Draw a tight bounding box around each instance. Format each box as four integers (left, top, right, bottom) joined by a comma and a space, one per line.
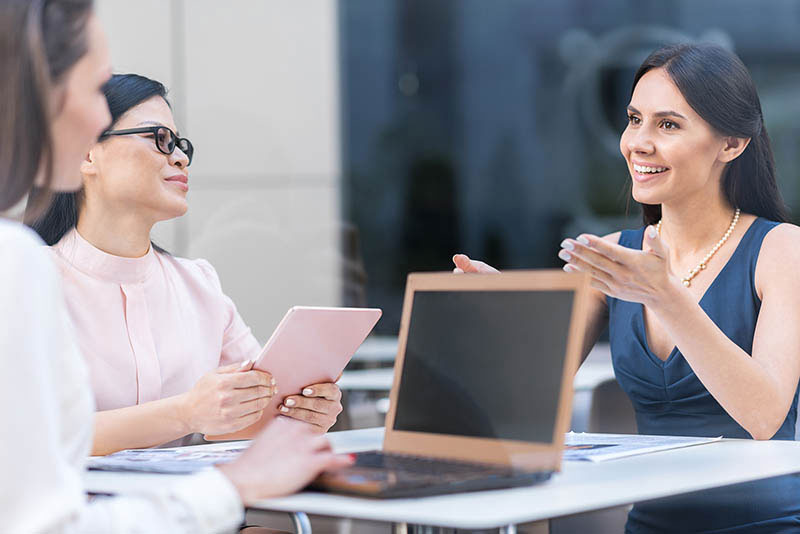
563, 224, 800, 439
0, 232, 244, 533
93, 361, 275, 455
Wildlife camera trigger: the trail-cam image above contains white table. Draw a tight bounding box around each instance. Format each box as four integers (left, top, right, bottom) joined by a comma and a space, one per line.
85, 427, 800, 533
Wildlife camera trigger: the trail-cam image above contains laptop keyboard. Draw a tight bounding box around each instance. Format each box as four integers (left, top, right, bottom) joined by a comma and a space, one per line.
353, 451, 518, 478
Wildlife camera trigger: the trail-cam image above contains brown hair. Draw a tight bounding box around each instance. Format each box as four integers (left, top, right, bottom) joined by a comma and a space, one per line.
0, 0, 94, 217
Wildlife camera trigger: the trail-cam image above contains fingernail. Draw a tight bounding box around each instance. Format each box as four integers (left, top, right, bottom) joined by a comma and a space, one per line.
648, 226, 658, 238
303, 388, 313, 396
577, 236, 590, 245
564, 264, 576, 272
271, 377, 276, 386
285, 398, 296, 407
274, 386, 278, 394
558, 250, 571, 261
560, 240, 574, 251
239, 359, 251, 369
280, 406, 289, 413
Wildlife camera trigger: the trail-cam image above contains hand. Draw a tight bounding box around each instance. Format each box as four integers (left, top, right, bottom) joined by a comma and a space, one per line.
558, 227, 680, 308
180, 360, 275, 435
218, 420, 353, 504
452, 254, 500, 274
279, 382, 342, 432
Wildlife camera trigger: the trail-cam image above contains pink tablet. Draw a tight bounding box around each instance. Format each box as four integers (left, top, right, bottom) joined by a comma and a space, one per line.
206, 306, 382, 440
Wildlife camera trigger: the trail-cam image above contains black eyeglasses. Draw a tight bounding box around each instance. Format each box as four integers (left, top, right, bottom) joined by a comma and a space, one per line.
99, 126, 194, 166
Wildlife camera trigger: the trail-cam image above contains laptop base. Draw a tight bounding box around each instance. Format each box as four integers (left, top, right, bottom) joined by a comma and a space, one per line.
309, 450, 553, 498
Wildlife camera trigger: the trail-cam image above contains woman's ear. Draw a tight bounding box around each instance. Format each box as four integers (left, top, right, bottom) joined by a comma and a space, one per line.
718, 136, 751, 163
80, 148, 98, 177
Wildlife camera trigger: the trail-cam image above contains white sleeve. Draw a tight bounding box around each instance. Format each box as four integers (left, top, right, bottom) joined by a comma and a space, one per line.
0, 226, 244, 534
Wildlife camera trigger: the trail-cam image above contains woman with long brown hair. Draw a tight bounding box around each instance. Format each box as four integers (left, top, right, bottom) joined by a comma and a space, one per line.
455, 43, 800, 532
0, 1, 348, 531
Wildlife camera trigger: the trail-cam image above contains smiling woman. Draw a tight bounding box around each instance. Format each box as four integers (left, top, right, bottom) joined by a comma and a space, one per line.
27, 73, 345, 457
455, 43, 800, 534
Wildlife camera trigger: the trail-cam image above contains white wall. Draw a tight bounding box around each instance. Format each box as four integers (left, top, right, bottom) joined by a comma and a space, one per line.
96, 0, 342, 341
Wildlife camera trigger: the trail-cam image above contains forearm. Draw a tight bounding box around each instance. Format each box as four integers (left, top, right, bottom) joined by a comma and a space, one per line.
93, 394, 191, 455
650, 282, 788, 439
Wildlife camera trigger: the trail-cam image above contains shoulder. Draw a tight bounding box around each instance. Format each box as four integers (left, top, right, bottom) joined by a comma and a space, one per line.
158, 253, 224, 291
755, 220, 800, 295
0, 220, 59, 293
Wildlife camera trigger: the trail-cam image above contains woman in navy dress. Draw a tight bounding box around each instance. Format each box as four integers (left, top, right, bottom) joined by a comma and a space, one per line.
455, 43, 800, 532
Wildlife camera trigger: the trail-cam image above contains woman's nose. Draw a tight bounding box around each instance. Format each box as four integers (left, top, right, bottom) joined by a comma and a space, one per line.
627, 126, 655, 155
169, 147, 190, 169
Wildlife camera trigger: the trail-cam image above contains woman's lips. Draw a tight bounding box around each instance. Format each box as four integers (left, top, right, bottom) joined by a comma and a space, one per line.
165, 174, 189, 191
631, 161, 669, 183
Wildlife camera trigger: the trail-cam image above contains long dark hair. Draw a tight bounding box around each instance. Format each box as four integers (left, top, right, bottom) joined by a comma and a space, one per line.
0, 0, 94, 217
28, 73, 171, 250
632, 43, 789, 226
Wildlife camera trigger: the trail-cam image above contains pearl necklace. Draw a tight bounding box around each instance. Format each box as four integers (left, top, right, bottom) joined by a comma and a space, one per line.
656, 208, 741, 288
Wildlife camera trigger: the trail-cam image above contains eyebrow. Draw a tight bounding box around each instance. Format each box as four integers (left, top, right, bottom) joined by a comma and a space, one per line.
627, 106, 687, 120
136, 120, 181, 136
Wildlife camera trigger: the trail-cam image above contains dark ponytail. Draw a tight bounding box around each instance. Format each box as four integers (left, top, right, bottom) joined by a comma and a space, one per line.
632, 43, 789, 226
27, 73, 171, 249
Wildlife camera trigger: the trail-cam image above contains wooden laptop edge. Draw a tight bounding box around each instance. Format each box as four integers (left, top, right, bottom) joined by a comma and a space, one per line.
381, 270, 591, 472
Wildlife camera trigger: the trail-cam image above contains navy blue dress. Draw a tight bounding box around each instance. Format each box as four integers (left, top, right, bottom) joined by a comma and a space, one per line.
608, 218, 800, 533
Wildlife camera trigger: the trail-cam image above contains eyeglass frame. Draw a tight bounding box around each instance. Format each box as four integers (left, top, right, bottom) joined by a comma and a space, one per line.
98, 126, 194, 166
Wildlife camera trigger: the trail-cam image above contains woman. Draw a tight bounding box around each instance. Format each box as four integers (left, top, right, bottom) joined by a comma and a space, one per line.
29, 73, 343, 455
0, 1, 348, 531
455, 44, 800, 532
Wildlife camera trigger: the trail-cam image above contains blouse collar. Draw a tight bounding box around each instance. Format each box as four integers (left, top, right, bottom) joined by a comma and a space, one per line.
55, 228, 157, 284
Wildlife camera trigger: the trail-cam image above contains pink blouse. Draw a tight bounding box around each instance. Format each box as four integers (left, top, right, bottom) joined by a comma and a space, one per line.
50, 229, 262, 411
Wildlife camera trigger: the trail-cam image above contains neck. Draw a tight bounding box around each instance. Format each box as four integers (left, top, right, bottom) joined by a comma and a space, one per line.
76, 204, 154, 258
658, 191, 735, 260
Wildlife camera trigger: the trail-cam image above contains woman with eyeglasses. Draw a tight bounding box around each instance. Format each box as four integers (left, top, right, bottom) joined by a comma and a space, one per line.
28, 73, 345, 456
1, 0, 349, 532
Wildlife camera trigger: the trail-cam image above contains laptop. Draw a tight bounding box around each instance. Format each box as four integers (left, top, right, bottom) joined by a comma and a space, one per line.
311, 269, 591, 498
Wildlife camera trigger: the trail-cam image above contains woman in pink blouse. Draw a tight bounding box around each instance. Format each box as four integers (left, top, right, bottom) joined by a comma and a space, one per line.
31, 73, 343, 455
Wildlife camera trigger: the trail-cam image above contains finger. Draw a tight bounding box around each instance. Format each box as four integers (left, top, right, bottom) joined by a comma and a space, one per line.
560, 242, 621, 279
563, 256, 615, 287
589, 277, 613, 296
572, 234, 636, 264
216, 360, 252, 374
227, 370, 274, 389
237, 395, 271, 417
301, 383, 341, 401
235, 384, 275, 403
312, 452, 354, 474
279, 406, 334, 429
453, 254, 480, 273
644, 225, 667, 258
284, 395, 340, 415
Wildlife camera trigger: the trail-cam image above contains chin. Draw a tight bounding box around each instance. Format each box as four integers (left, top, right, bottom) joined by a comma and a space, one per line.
631, 183, 663, 206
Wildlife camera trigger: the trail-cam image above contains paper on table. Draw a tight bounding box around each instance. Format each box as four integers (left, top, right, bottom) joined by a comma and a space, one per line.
88, 442, 249, 474
563, 432, 722, 462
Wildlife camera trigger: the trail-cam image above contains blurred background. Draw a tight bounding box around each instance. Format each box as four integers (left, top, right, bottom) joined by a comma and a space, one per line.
98, 0, 800, 340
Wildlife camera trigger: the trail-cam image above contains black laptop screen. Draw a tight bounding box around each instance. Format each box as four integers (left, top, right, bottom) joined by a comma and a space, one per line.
392, 289, 574, 443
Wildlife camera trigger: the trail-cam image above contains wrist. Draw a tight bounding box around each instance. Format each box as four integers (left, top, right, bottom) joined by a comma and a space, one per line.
647, 274, 688, 315
173, 392, 195, 435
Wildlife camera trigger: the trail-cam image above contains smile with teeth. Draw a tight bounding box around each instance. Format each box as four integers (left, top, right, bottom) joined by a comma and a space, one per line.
633, 163, 669, 174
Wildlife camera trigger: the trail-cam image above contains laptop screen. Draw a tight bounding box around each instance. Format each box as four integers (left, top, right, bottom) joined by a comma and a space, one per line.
392, 289, 574, 444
